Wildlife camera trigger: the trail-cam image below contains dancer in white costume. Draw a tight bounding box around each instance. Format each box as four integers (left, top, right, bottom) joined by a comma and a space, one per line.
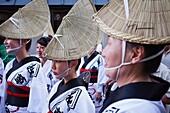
93, 0, 170, 113
36, 36, 60, 93
78, 48, 108, 113
42, 0, 100, 112
0, 0, 50, 112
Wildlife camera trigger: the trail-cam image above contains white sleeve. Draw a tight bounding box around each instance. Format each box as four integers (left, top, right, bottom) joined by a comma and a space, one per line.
27, 64, 48, 113
154, 63, 170, 98
0, 59, 6, 113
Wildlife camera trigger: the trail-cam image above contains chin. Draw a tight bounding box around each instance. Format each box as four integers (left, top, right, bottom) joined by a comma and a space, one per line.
55, 75, 63, 79
6, 51, 13, 54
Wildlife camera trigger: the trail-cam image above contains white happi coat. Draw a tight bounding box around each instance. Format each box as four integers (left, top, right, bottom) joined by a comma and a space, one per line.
100, 75, 169, 113
41, 60, 60, 93
102, 99, 166, 113
78, 51, 108, 113
0, 58, 5, 113
42, 78, 95, 113
4, 56, 48, 113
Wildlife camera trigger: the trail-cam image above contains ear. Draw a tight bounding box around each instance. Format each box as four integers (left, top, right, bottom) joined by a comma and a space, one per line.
21, 39, 27, 45
131, 46, 144, 64
70, 60, 78, 69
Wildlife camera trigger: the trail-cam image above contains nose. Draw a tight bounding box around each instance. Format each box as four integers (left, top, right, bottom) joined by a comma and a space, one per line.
101, 47, 106, 58
4, 38, 8, 45
51, 60, 56, 71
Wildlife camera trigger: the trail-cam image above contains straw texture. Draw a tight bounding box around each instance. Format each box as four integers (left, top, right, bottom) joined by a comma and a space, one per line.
44, 0, 100, 60
43, 20, 54, 36
93, 0, 170, 45
0, 0, 50, 39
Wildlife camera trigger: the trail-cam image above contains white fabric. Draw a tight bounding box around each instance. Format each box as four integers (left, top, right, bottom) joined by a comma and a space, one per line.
103, 99, 167, 113
162, 53, 170, 68
96, 44, 102, 53
4, 58, 48, 113
153, 63, 170, 98
0, 58, 5, 113
153, 63, 170, 113
42, 80, 95, 113
41, 60, 60, 93
77, 54, 108, 113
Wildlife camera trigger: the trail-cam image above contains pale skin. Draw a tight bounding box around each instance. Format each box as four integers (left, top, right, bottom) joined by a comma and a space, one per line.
4, 38, 30, 62
51, 60, 78, 84
102, 36, 152, 87
36, 43, 48, 66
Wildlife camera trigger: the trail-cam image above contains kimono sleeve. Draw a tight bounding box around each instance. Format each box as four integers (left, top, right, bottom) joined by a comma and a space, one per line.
27, 63, 48, 112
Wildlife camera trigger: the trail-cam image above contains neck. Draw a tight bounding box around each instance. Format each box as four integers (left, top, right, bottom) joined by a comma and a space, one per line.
64, 72, 77, 84
117, 64, 151, 87
40, 57, 48, 66
15, 48, 30, 62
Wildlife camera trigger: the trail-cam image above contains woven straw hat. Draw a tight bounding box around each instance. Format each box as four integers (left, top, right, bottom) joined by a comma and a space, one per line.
93, 0, 170, 45
44, 0, 99, 61
0, 0, 50, 39
43, 20, 54, 36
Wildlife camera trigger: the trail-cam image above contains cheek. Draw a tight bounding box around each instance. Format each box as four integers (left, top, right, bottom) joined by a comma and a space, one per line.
105, 69, 118, 80
11, 42, 20, 48
105, 49, 120, 66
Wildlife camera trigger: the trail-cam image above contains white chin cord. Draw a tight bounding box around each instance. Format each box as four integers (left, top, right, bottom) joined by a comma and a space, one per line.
55, 61, 71, 76
105, 41, 164, 82
8, 39, 23, 52
56, 68, 71, 76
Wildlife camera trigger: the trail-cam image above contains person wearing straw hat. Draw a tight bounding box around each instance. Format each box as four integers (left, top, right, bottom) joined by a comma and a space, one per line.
93, 0, 170, 113
42, 0, 100, 112
78, 45, 108, 113
36, 36, 60, 93
0, 0, 50, 112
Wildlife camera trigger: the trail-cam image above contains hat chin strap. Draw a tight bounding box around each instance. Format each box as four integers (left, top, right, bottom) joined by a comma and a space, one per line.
7, 39, 22, 53
55, 61, 71, 76
105, 41, 127, 81
105, 41, 164, 82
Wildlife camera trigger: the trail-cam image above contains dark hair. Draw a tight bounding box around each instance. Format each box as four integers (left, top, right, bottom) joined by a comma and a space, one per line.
0, 36, 5, 45
26, 39, 32, 51
127, 42, 166, 74
37, 35, 52, 47
67, 58, 81, 71
76, 58, 81, 71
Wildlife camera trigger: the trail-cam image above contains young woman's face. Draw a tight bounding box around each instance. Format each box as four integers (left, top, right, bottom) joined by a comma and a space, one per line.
51, 60, 70, 79
4, 38, 20, 54
36, 43, 46, 58
102, 37, 122, 79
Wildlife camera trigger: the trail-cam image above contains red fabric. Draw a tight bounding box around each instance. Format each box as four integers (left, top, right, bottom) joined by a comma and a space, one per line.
80, 68, 98, 73
48, 110, 53, 113
6, 89, 29, 97
90, 76, 97, 78
7, 82, 30, 91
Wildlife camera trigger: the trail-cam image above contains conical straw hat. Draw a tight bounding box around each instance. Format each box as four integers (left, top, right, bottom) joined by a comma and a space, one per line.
93, 0, 170, 45
0, 0, 50, 39
44, 0, 100, 60
43, 20, 54, 36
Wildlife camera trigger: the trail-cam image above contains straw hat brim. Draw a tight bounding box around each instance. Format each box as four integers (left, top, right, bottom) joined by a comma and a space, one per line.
44, 0, 100, 60
43, 20, 54, 36
93, 0, 170, 45
0, 0, 50, 39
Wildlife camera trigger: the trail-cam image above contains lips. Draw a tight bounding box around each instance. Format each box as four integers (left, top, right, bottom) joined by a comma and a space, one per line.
52, 70, 58, 75
5, 46, 10, 50
37, 52, 42, 56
